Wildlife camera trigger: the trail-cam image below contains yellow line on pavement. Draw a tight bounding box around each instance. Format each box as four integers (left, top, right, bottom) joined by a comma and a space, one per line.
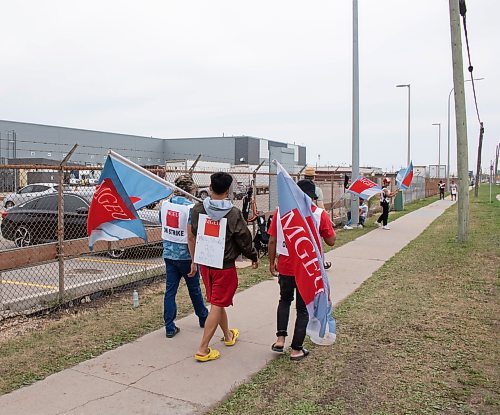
75, 257, 155, 267
1, 279, 57, 290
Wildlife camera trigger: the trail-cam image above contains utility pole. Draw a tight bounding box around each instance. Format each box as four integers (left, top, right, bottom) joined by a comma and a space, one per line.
351, 0, 360, 226
474, 122, 484, 198
449, 0, 469, 242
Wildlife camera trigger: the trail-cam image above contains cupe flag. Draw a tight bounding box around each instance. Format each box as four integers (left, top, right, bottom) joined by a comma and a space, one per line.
347, 176, 382, 200
396, 161, 414, 190
87, 151, 174, 249
275, 161, 336, 345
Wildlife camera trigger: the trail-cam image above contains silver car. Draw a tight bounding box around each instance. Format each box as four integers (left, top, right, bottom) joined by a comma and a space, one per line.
3, 183, 60, 209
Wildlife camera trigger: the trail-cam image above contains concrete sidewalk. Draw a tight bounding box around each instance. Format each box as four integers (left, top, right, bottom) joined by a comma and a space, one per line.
0, 199, 455, 415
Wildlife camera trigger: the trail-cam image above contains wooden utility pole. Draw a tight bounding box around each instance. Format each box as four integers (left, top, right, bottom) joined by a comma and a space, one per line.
474, 122, 484, 198
449, 0, 469, 242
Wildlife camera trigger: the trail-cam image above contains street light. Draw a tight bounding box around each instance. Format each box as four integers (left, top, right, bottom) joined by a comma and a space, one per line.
447, 78, 484, 188
432, 123, 442, 177
396, 84, 411, 165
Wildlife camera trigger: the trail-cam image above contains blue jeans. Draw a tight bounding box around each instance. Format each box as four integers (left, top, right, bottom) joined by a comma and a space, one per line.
164, 259, 208, 334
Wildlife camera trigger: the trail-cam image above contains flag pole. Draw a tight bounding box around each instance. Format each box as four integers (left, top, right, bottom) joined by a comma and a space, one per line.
108, 150, 202, 203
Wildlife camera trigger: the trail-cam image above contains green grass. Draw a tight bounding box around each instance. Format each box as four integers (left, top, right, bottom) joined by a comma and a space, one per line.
209, 187, 499, 415
0, 193, 443, 396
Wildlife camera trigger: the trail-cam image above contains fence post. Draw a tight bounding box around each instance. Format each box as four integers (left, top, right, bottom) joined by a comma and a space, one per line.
252, 171, 257, 239
330, 174, 334, 220
252, 160, 266, 239
57, 144, 78, 302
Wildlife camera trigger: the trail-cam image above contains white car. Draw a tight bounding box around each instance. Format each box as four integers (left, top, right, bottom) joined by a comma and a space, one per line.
3, 183, 59, 209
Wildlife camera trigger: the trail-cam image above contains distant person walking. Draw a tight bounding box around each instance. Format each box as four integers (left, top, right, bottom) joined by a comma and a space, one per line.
304, 166, 325, 209
450, 180, 458, 201
439, 180, 446, 200
376, 177, 399, 230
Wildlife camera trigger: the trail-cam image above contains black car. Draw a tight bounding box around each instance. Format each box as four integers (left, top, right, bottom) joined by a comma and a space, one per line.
1, 193, 161, 257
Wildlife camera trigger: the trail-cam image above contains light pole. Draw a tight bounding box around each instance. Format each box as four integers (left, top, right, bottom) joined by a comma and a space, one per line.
447, 77, 484, 189
396, 84, 411, 165
351, 0, 360, 227
432, 123, 442, 177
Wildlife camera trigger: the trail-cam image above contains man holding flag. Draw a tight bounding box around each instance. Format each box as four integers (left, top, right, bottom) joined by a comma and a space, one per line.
269, 166, 336, 360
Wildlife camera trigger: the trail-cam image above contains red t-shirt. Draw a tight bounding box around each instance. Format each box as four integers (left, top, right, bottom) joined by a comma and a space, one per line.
268, 206, 335, 276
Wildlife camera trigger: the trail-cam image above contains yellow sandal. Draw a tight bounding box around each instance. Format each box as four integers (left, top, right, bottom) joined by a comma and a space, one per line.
195, 347, 220, 362
222, 328, 239, 346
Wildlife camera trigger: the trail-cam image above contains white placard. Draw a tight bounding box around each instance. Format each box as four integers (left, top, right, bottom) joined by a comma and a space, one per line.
194, 214, 227, 269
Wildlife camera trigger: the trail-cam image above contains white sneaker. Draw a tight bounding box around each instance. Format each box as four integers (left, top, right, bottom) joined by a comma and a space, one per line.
358, 225, 364, 229
343, 225, 353, 230
382, 225, 390, 230
376, 222, 382, 228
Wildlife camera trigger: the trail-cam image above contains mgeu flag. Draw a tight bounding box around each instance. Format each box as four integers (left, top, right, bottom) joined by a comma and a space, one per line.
87, 151, 174, 249
275, 161, 336, 345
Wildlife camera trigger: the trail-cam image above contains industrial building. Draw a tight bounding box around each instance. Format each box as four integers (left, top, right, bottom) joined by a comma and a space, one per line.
0, 120, 306, 168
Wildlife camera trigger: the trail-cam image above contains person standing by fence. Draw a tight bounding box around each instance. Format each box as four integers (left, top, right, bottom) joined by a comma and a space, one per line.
304, 166, 325, 209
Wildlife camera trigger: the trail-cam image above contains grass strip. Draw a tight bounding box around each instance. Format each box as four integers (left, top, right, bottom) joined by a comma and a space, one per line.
0, 194, 439, 396
209, 187, 499, 415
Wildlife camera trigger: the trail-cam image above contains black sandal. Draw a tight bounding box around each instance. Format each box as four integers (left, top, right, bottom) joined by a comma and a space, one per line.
290, 348, 310, 361
271, 342, 284, 353
324, 261, 332, 269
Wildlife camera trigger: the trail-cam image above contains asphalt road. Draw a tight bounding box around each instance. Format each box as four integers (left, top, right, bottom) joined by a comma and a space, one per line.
1, 253, 165, 313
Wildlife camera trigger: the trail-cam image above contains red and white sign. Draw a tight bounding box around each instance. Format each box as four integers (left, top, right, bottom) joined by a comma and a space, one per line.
161, 201, 193, 244
194, 214, 227, 269
204, 219, 221, 237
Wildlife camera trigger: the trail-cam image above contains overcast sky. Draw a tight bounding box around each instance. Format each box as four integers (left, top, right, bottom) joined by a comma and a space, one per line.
1, 0, 498, 172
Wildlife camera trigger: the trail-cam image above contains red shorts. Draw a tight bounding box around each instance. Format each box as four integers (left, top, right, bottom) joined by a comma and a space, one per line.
199, 265, 238, 307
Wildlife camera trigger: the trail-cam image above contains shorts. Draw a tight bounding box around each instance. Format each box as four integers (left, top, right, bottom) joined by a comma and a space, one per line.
199, 265, 238, 307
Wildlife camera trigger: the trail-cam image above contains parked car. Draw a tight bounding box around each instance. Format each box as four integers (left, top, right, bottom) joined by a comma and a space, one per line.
3, 183, 60, 209
1, 193, 161, 258
196, 180, 247, 200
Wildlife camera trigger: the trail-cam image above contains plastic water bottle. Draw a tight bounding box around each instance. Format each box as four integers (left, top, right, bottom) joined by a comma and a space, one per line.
133, 289, 139, 307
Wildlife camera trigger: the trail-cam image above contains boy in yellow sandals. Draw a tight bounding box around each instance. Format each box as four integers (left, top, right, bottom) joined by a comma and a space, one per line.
188, 172, 259, 362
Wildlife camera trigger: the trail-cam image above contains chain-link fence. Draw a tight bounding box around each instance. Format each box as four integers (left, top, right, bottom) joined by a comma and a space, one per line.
0, 164, 165, 320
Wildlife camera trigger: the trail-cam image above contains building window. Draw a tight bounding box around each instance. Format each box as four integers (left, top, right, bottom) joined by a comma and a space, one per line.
47, 152, 52, 157
30, 151, 35, 156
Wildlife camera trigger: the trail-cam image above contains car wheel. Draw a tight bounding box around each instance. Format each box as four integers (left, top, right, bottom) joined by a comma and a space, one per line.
108, 249, 125, 259
199, 191, 209, 200
5, 201, 14, 209
14, 226, 32, 247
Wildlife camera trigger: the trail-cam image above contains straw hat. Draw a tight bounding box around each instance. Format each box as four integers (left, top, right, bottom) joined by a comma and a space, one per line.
304, 166, 316, 177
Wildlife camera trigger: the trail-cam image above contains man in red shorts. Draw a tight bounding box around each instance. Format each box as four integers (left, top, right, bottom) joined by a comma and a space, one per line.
188, 172, 258, 362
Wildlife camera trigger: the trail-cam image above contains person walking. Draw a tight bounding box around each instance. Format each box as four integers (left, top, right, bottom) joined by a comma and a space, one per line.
188, 172, 258, 362
161, 175, 208, 338
376, 177, 399, 230
450, 180, 458, 201
438, 180, 446, 200
268, 179, 336, 360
